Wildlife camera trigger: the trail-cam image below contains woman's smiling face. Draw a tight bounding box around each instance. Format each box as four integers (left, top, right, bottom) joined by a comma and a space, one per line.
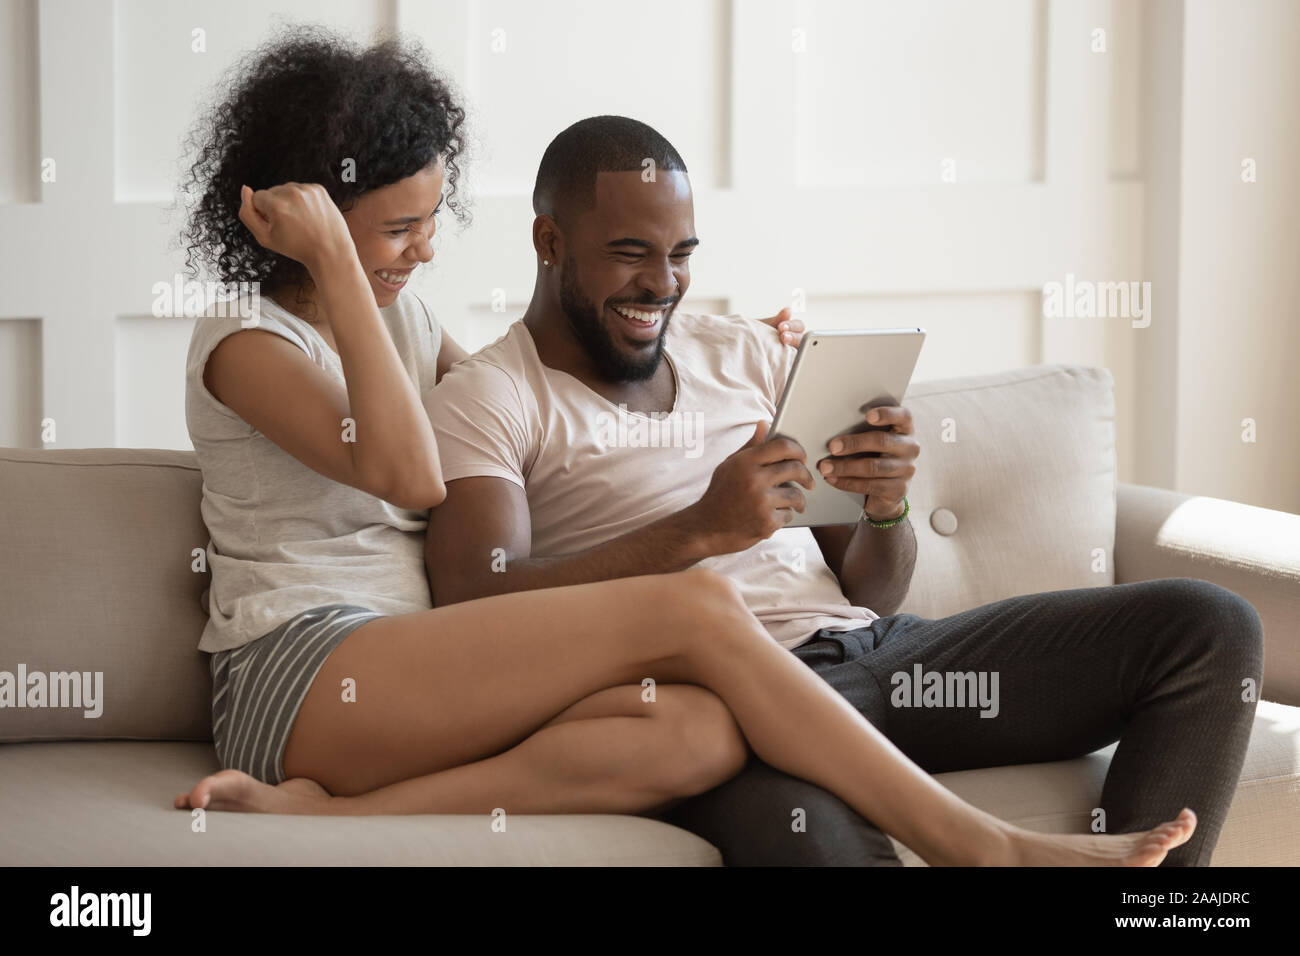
341, 157, 446, 306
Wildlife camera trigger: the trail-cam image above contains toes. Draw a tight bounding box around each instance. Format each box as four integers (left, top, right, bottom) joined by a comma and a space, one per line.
1150, 811, 1196, 848
174, 771, 250, 813
1166, 821, 1194, 849
1159, 822, 1190, 842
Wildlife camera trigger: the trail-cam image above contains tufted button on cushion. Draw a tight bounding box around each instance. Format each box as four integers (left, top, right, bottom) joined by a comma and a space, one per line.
898, 365, 1116, 620
930, 507, 959, 536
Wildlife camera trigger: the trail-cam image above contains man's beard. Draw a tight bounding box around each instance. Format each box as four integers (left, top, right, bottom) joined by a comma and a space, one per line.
559, 256, 672, 382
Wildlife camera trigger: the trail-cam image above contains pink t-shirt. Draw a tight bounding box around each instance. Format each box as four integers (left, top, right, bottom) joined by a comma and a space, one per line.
423, 313, 877, 650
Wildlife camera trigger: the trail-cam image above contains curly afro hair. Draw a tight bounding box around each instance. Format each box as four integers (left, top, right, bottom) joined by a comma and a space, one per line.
181, 26, 469, 293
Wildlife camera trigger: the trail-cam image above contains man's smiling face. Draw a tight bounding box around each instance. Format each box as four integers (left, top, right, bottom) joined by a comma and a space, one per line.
557, 169, 697, 382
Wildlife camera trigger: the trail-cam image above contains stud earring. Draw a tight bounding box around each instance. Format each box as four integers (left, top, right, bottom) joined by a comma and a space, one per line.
543, 259, 550, 266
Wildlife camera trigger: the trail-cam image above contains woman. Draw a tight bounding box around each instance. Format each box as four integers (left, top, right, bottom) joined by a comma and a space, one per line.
175, 28, 1195, 866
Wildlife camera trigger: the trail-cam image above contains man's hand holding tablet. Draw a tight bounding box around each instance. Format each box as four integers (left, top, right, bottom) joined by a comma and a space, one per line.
683, 328, 924, 553
818, 404, 919, 522
765, 328, 926, 527
686, 420, 816, 554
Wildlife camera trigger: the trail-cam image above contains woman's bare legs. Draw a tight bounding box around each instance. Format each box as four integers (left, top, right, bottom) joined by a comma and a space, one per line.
176, 569, 1196, 865
180, 682, 748, 816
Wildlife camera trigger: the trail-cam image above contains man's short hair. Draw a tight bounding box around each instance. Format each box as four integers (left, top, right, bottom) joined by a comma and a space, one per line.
532, 115, 688, 223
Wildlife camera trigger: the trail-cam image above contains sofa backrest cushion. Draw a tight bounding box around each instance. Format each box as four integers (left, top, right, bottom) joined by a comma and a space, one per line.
898, 364, 1117, 619
0, 448, 212, 742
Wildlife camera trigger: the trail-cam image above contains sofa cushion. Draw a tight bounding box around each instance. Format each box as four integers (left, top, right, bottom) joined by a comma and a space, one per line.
4, 697, 1295, 865
0, 741, 722, 865
0, 448, 211, 742
898, 365, 1117, 619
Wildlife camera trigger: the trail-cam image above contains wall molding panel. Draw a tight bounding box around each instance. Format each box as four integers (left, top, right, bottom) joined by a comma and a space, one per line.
1, 0, 1142, 484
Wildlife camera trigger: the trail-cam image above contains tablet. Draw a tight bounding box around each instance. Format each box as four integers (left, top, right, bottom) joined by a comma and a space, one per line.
768, 328, 926, 527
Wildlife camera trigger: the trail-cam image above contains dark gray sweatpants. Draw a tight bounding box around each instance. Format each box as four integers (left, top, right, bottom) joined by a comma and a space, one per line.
658, 578, 1264, 866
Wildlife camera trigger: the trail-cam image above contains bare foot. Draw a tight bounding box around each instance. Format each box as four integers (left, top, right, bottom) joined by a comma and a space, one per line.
174, 770, 336, 815
1000, 808, 1198, 866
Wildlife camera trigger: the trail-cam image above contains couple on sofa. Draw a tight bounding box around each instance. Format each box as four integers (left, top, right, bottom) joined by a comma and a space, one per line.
175, 28, 1262, 866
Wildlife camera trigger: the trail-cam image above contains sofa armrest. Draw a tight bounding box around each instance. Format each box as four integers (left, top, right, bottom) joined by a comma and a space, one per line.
1115, 482, 1300, 706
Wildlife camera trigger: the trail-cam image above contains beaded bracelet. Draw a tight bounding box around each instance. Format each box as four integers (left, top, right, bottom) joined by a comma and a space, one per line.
861, 496, 909, 528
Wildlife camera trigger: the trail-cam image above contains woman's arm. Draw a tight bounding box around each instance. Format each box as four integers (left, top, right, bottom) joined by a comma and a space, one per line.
435, 330, 471, 384
204, 183, 445, 509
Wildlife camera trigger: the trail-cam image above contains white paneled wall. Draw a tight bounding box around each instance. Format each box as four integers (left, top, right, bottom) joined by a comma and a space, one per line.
0, 319, 40, 447
792, 0, 1045, 186
0, 0, 38, 205
442, 0, 733, 193
0, 0, 1161, 493
114, 0, 389, 203
1173, 0, 1300, 513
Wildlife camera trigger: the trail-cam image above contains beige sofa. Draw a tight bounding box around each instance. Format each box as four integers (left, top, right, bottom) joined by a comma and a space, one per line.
2, 364, 1297, 865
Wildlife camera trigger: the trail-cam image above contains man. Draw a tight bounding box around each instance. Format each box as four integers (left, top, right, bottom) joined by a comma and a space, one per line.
422, 115, 1262, 866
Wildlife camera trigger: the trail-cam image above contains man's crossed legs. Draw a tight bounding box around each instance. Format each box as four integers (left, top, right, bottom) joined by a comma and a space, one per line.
660, 577, 1264, 866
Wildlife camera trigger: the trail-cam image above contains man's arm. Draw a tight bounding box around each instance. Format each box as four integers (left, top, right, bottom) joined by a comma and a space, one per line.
812, 518, 916, 617
425, 423, 815, 606
426, 477, 710, 605
808, 404, 920, 616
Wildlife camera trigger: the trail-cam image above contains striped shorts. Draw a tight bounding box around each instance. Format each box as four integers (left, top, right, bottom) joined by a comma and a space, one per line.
210, 604, 383, 785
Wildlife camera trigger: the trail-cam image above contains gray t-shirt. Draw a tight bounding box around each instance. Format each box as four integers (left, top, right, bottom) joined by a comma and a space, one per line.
185, 291, 441, 653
